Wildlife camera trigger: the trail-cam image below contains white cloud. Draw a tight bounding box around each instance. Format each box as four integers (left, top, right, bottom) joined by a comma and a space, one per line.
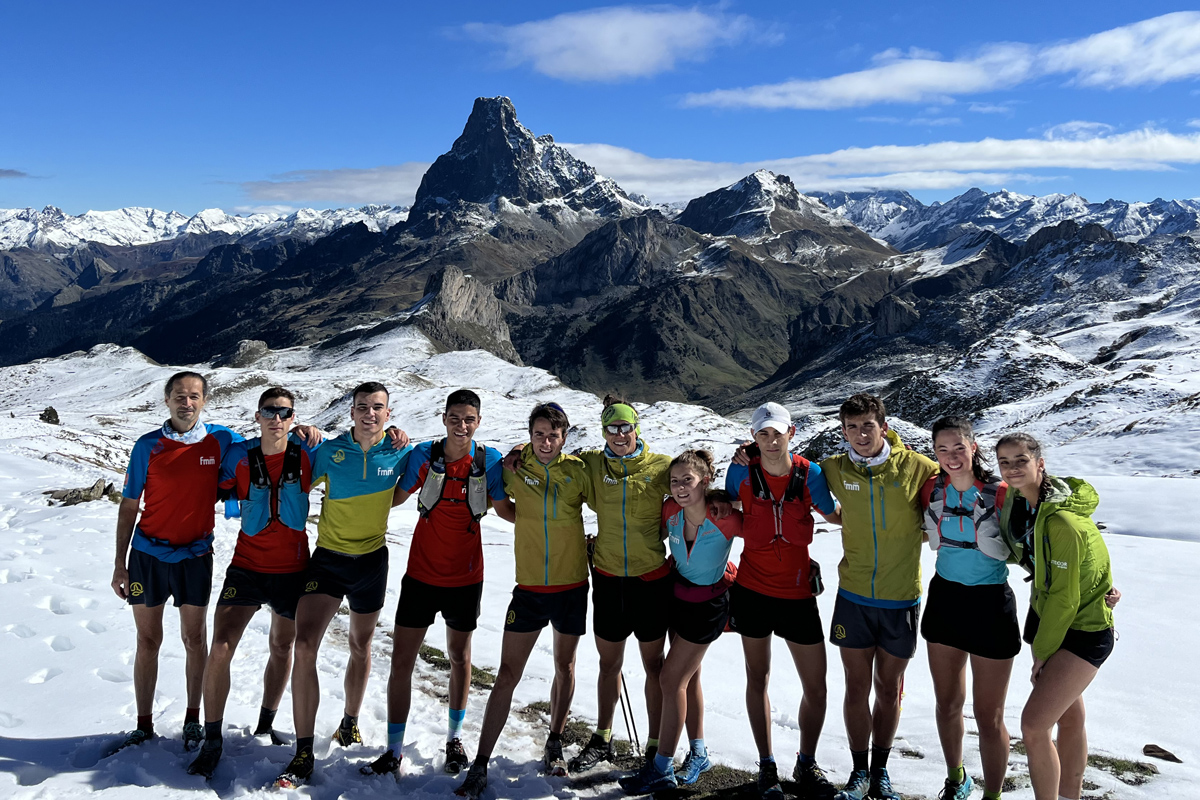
562, 127, 1200, 202
860, 116, 962, 126
684, 11, 1200, 109
1043, 121, 1115, 141
969, 102, 1013, 114
461, 5, 776, 82
241, 163, 430, 206
1188, 119, 1200, 128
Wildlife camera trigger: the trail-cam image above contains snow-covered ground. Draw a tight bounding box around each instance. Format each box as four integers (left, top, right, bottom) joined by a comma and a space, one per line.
1, 332, 1195, 799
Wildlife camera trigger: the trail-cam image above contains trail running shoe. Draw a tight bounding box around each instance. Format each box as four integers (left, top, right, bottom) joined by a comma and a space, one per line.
937, 772, 974, 800
619, 761, 678, 795
360, 749, 402, 776
115, 728, 153, 752
455, 762, 488, 798
544, 737, 569, 777
187, 739, 222, 778
569, 733, 615, 773
332, 722, 363, 746
182, 721, 204, 751
757, 759, 784, 800
835, 768, 870, 800
678, 749, 712, 785
445, 738, 470, 775
869, 767, 901, 800
275, 749, 315, 789
794, 759, 837, 799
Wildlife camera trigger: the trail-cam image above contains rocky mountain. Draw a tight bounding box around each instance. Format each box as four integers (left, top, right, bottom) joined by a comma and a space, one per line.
815, 188, 1200, 251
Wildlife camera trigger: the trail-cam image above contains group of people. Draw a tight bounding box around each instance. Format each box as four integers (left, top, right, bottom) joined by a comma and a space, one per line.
110, 372, 1116, 800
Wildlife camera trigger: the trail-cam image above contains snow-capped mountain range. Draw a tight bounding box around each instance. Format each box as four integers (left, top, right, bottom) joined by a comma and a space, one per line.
814, 188, 1200, 251
0, 204, 409, 251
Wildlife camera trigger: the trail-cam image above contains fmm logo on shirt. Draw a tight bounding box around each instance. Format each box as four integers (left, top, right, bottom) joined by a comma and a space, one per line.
377, 468, 393, 476
603, 475, 619, 485
200, 456, 216, 466
524, 476, 540, 486
843, 481, 861, 491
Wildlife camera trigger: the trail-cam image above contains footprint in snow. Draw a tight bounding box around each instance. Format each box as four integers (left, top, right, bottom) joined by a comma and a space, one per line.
6, 623, 37, 638
27, 667, 63, 684
47, 635, 74, 651
38, 595, 70, 614
82, 619, 107, 634
95, 668, 132, 683
0, 711, 23, 728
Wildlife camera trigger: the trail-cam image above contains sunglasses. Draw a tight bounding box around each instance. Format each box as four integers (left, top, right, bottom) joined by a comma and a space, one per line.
604, 423, 635, 435
259, 406, 295, 420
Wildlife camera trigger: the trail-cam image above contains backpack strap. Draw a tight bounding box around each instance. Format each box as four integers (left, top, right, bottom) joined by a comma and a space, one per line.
782, 455, 809, 503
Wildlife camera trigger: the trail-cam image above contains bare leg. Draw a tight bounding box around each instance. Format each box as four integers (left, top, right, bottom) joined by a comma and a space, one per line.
386, 625, 427, 725
1021, 651, 1099, 800
638, 637, 666, 740
344, 608, 382, 717
179, 604, 209, 709
549, 630, 581, 734
203, 605, 258, 723
928, 642, 969, 772
1056, 697, 1088, 800
685, 665, 704, 741
595, 635, 627, 731
970, 654, 1014, 795
262, 612, 296, 712
839, 647, 876, 751
657, 640, 710, 759
290, 593, 341, 739
447, 627, 474, 714
871, 650, 910, 748
475, 629, 541, 761
131, 604, 166, 718
787, 640, 829, 758
740, 635, 774, 758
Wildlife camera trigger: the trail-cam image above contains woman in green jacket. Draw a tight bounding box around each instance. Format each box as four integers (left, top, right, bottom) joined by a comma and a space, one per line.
995, 433, 1114, 800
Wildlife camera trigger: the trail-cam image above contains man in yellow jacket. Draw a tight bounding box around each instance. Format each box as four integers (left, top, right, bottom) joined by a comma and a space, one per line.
820, 394, 938, 800
456, 402, 591, 800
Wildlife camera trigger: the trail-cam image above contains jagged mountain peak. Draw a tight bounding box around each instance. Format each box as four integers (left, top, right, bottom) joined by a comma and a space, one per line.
409, 96, 636, 217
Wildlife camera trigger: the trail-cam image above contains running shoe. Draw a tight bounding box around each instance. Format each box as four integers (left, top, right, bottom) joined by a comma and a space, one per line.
275, 749, 314, 789
187, 740, 222, 778
678, 749, 712, 785
869, 767, 901, 800
937, 772, 974, 800
455, 762, 488, 798
359, 749, 402, 776
544, 737, 569, 777
115, 728, 153, 752
332, 722, 363, 746
569, 733, 615, 773
793, 759, 837, 799
445, 738, 470, 775
619, 761, 678, 795
182, 721, 204, 751
834, 768, 870, 800
756, 760, 784, 800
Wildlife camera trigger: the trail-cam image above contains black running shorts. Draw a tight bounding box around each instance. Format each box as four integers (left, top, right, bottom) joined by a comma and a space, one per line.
669, 588, 730, 646
504, 584, 589, 636
729, 582, 824, 645
394, 574, 484, 632
300, 546, 389, 614
1023, 608, 1114, 669
127, 549, 213, 608
921, 573, 1021, 660
829, 592, 920, 659
591, 570, 671, 643
217, 566, 306, 620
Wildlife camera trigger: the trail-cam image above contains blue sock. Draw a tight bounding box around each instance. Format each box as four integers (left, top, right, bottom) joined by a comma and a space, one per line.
653, 753, 674, 774
797, 751, 815, 767
760, 754, 775, 765
689, 738, 707, 757
387, 722, 406, 757
448, 708, 466, 742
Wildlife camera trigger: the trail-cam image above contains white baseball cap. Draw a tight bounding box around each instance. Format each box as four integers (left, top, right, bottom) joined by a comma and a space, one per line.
751, 402, 792, 434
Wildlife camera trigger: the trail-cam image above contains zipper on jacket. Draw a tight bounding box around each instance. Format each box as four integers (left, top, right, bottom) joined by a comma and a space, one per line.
621, 460, 629, 576
868, 466, 878, 599
543, 463, 551, 585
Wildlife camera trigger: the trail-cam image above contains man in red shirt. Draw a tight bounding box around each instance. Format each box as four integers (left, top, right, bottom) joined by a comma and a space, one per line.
187, 387, 315, 778
359, 389, 507, 778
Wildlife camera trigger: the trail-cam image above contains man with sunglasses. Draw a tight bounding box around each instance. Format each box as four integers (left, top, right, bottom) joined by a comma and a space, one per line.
725, 402, 840, 800
187, 387, 315, 778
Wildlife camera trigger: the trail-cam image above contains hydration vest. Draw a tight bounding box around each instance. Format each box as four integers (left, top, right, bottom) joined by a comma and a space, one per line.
416, 439, 489, 522
241, 439, 309, 536
745, 445, 814, 546
920, 473, 1009, 561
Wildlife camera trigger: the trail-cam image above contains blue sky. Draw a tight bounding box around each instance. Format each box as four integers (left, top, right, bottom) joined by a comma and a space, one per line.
3, 1, 1199, 214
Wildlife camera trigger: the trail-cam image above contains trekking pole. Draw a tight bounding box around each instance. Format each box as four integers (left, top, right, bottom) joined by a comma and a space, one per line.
618, 670, 642, 756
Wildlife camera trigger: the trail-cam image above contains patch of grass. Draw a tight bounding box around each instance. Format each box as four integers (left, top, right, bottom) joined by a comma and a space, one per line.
1083, 779, 1101, 790
1010, 739, 1028, 755
1002, 773, 1032, 792
1087, 753, 1159, 786
897, 744, 924, 759
414, 644, 496, 689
